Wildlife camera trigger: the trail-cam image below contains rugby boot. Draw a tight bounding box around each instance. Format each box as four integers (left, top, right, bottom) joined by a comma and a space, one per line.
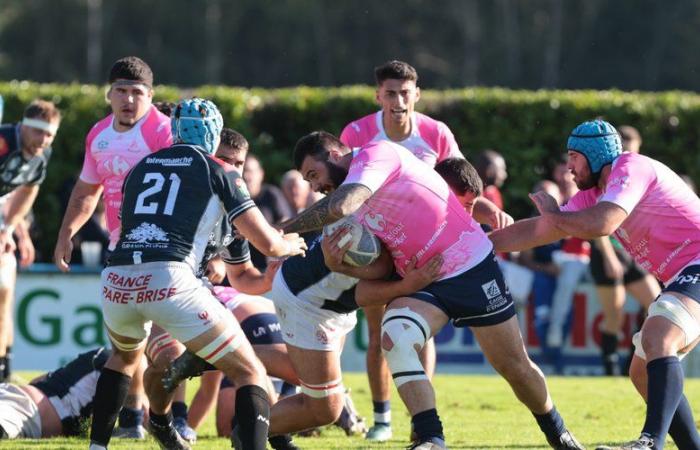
366, 423, 393, 442
549, 429, 586, 449
334, 388, 368, 436
148, 417, 191, 450
407, 436, 448, 450
268, 434, 301, 450
595, 434, 654, 450
173, 416, 197, 443
162, 350, 210, 393
112, 424, 146, 439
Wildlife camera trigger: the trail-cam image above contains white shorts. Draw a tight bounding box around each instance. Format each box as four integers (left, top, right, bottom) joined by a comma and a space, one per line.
0, 384, 41, 439
102, 262, 235, 346
270, 272, 357, 352
633, 294, 700, 361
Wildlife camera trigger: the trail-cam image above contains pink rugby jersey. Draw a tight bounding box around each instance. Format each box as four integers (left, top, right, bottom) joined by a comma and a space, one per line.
562, 152, 700, 283
343, 140, 492, 279
80, 105, 172, 248
340, 111, 462, 167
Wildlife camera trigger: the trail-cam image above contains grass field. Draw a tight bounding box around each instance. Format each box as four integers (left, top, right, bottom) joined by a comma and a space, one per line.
6, 371, 699, 449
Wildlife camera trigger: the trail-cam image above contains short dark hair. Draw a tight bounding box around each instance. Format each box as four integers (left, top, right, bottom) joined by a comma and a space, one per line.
109, 56, 154, 87
220, 128, 248, 151
374, 60, 418, 86
24, 99, 61, 122
153, 101, 176, 117
435, 158, 483, 196
293, 131, 346, 170
618, 125, 642, 143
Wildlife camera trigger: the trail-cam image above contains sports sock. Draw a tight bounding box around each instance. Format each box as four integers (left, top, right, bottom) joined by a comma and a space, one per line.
668, 394, 700, 449
642, 356, 684, 449
234, 384, 270, 450
373, 400, 391, 425
533, 405, 566, 443
268, 434, 298, 450
411, 408, 444, 442
149, 409, 173, 428
90, 368, 131, 447
118, 406, 144, 428
601, 332, 620, 375
3, 346, 11, 380
171, 401, 188, 420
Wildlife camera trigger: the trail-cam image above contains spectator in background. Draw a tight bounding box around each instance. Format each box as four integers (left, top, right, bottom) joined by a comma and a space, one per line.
281, 169, 315, 215
517, 180, 566, 373
474, 149, 508, 210
545, 159, 591, 356
589, 125, 660, 375
0, 99, 61, 382
243, 153, 294, 270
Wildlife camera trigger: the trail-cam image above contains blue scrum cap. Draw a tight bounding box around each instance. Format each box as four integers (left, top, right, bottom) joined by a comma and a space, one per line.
567, 119, 622, 174
171, 98, 223, 154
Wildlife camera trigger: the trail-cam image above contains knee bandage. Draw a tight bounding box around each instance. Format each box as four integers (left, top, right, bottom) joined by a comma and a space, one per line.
381, 307, 430, 387
145, 332, 178, 363
299, 378, 345, 399
633, 293, 700, 360
108, 329, 146, 352
195, 330, 243, 365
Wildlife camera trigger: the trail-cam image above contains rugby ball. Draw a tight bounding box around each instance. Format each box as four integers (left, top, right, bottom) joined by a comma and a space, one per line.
323, 216, 381, 267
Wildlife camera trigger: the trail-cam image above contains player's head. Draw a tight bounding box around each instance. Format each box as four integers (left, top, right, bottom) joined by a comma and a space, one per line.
171, 98, 223, 154
243, 153, 265, 196
107, 56, 154, 129
618, 125, 642, 154
374, 60, 420, 128
281, 169, 311, 211
215, 128, 248, 174
434, 158, 482, 214
293, 131, 351, 194
20, 100, 61, 158
567, 119, 622, 189
474, 149, 507, 188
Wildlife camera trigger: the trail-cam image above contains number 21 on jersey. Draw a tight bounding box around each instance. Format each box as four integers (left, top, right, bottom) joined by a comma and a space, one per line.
134, 172, 181, 215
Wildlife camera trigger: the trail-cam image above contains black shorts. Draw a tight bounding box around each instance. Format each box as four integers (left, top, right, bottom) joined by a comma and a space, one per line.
590, 243, 647, 286
664, 264, 700, 304
410, 253, 515, 328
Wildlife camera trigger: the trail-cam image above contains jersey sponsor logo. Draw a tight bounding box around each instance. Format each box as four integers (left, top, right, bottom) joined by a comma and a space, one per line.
145, 156, 193, 167
197, 310, 209, 321
316, 328, 329, 345
608, 175, 631, 190
122, 222, 170, 248
481, 280, 501, 299
0, 136, 9, 157
97, 140, 109, 150
364, 212, 387, 232
676, 273, 700, 285
103, 155, 130, 175
127, 140, 142, 153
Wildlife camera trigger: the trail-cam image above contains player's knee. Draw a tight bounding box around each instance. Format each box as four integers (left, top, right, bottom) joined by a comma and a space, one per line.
381, 307, 430, 387
300, 379, 345, 425
0, 255, 16, 290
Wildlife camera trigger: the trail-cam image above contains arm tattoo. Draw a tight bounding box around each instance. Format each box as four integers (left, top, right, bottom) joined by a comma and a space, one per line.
281, 184, 372, 234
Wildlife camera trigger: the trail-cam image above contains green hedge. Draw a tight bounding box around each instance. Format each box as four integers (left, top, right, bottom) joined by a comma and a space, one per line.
1, 81, 699, 261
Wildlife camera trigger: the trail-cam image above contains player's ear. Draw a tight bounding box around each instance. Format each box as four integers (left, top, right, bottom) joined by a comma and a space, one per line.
328, 148, 344, 163
375, 88, 381, 104
415, 86, 421, 103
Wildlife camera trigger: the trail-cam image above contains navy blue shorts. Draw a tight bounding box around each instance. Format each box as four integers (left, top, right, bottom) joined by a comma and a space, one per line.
240, 313, 284, 345
665, 264, 700, 303
410, 253, 515, 328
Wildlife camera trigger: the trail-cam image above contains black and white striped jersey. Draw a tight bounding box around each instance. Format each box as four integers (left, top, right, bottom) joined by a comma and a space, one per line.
30, 347, 109, 436
108, 144, 255, 271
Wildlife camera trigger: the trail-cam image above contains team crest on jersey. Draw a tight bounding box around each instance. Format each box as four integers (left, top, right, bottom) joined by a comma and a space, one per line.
235, 177, 250, 197
123, 222, 170, 248
97, 140, 109, 150
481, 280, 501, 299
364, 212, 386, 232
0, 136, 8, 157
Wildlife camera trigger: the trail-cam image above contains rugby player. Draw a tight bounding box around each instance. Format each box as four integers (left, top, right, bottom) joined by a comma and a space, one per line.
491, 119, 700, 450
282, 131, 583, 450
87, 98, 306, 450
